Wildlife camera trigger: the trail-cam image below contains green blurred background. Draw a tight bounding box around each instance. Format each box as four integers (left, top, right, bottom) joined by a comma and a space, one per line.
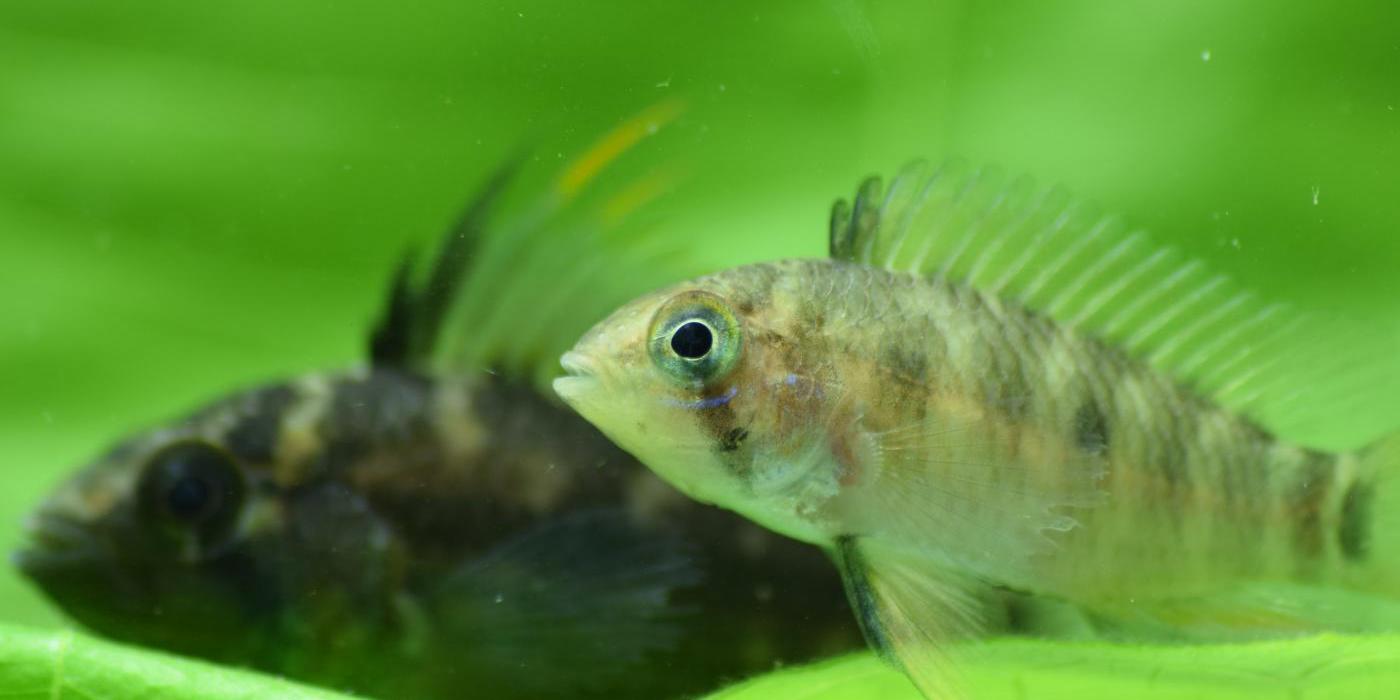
2, 0, 1398, 646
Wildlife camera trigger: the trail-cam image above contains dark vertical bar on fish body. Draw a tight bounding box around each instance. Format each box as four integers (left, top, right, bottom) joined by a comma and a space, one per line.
1338, 480, 1375, 562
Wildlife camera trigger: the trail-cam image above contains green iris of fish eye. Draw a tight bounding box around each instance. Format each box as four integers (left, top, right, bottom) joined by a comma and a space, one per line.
648, 291, 742, 385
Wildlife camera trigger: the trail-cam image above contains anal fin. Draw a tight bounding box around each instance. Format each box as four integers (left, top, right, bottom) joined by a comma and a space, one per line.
1094, 582, 1400, 642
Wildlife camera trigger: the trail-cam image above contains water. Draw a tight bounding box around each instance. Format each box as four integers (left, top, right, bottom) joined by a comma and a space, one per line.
2, 2, 1399, 698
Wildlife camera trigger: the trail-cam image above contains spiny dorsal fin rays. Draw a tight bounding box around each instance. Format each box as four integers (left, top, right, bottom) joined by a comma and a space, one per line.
451, 163, 684, 382
829, 160, 1395, 444
429, 101, 693, 389
368, 157, 521, 370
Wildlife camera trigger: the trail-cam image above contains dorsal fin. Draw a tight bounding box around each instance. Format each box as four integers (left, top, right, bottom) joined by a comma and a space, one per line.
369, 159, 519, 369
390, 99, 693, 389
829, 160, 1400, 446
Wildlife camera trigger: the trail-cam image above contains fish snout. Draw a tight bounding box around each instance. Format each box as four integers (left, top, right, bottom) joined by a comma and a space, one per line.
554, 351, 605, 405
12, 509, 104, 578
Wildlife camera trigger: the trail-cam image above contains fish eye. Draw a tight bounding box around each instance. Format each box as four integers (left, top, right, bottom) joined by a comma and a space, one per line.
138, 441, 245, 546
649, 291, 741, 385
670, 320, 714, 359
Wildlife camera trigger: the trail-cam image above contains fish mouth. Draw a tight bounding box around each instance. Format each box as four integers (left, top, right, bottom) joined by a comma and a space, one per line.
559, 351, 598, 378
12, 511, 103, 578
554, 351, 601, 404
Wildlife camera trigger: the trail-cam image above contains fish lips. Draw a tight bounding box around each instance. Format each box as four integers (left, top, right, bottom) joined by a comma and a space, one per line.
553, 351, 603, 405
12, 511, 108, 581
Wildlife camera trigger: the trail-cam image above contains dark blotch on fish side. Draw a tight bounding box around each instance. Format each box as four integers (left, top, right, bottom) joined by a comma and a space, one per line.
224, 384, 297, 463
720, 427, 749, 453
1290, 452, 1335, 561
877, 340, 932, 423
732, 265, 778, 316
880, 344, 928, 386
318, 371, 435, 472
327, 372, 432, 438
1155, 394, 1191, 495
1338, 480, 1375, 562
1072, 399, 1110, 455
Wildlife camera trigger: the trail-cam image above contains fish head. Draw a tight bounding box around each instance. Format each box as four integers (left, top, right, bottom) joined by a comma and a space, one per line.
555, 264, 840, 544
15, 390, 290, 661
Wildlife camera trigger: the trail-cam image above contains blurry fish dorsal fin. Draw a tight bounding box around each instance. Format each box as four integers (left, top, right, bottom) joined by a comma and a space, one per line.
373, 99, 694, 389
829, 160, 1396, 445
369, 159, 520, 369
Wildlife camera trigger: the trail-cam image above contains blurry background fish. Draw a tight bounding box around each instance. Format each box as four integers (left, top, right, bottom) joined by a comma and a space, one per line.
10, 108, 863, 698
1, 0, 1399, 696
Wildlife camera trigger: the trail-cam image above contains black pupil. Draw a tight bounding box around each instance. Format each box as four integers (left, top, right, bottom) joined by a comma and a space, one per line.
670, 321, 714, 359
166, 476, 212, 520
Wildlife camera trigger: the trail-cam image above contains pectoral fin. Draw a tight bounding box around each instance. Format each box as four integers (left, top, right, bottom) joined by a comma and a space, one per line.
429, 509, 701, 694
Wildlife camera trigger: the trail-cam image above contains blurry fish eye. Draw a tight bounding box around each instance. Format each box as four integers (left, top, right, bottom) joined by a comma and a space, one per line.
670, 320, 715, 359
138, 441, 246, 545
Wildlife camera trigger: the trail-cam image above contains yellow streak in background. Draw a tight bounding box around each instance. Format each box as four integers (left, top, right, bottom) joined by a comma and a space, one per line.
555, 98, 686, 201
601, 166, 680, 225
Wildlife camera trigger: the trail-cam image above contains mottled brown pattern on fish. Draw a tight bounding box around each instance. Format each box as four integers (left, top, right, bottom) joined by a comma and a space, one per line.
239, 368, 861, 694
710, 259, 1365, 604
223, 385, 297, 463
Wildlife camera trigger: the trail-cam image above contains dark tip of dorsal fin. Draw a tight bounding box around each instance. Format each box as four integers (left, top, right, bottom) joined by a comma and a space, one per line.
829, 197, 854, 260
368, 249, 419, 366
368, 156, 523, 369
830, 175, 884, 262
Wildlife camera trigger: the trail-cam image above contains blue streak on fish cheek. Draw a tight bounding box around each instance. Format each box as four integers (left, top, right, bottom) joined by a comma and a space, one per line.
661, 385, 739, 411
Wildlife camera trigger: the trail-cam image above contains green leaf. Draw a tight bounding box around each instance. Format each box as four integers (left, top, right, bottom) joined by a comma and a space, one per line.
707, 634, 1400, 700
0, 623, 357, 700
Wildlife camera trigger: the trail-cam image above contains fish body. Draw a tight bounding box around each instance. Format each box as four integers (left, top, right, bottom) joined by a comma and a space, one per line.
556, 161, 1400, 696
566, 259, 1362, 596
22, 366, 856, 698
16, 109, 862, 700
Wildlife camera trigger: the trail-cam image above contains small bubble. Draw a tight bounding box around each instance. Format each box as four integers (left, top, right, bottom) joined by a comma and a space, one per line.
1230, 238, 1241, 250
718, 83, 727, 92
1201, 49, 1212, 62
494, 593, 505, 604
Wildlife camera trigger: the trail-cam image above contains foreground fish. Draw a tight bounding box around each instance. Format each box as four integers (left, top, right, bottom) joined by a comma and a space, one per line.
555, 160, 1400, 697
15, 106, 860, 699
